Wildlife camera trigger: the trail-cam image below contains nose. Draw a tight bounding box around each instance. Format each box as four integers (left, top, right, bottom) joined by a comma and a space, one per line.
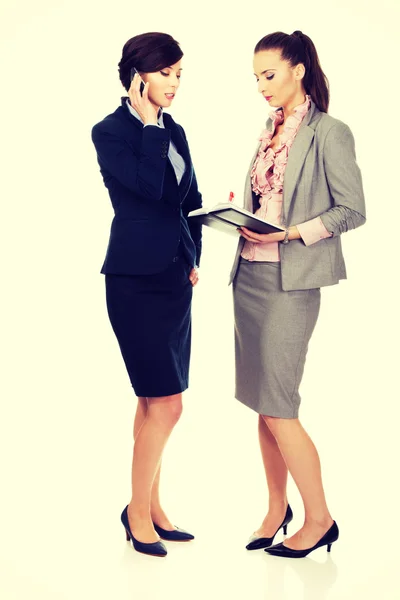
258, 79, 267, 94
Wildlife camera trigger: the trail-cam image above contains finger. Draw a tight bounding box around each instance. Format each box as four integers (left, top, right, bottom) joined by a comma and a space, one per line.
142, 81, 150, 99
241, 227, 263, 241
128, 73, 137, 91
238, 228, 253, 240
242, 227, 260, 239
129, 75, 141, 107
129, 73, 140, 95
129, 74, 141, 101
244, 229, 263, 243
134, 75, 142, 99
239, 230, 256, 242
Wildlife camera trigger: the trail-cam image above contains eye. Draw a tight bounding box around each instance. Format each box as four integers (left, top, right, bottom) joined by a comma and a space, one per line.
161, 71, 169, 77
266, 74, 274, 80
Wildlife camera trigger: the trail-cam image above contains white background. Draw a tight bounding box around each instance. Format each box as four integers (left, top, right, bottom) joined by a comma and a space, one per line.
1, 0, 399, 598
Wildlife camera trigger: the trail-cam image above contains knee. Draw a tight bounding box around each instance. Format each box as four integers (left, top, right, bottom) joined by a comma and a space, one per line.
262, 414, 297, 438
149, 395, 183, 429
137, 396, 148, 412
167, 399, 183, 426
261, 415, 282, 438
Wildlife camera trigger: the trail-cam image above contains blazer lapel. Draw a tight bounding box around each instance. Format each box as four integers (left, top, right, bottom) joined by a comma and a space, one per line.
162, 113, 192, 198
244, 142, 262, 211
243, 101, 324, 221
282, 126, 315, 220
282, 100, 322, 221
119, 103, 190, 190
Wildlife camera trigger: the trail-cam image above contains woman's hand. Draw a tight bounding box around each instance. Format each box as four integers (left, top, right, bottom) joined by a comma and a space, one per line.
238, 226, 301, 244
189, 267, 199, 287
128, 73, 158, 125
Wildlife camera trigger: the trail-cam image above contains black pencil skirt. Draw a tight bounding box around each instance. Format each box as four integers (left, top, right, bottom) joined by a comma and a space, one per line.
105, 254, 193, 397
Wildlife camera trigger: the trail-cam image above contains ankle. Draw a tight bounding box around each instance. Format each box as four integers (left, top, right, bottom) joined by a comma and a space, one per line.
150, 507, 166, 521
128, 502, 151, 521
304, 514, 333, 529
268, 498, 288, 512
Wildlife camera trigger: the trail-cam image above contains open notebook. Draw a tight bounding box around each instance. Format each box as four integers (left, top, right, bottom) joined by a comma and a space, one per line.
188, 203, 284, 236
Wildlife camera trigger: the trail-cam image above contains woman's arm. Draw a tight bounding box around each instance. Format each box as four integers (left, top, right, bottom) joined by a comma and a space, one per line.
182, 170, 202, 266
239, 121, 366, 246
178, 125, 203, 266
296, 121, 366, 245
91, 74, 172, 202
91, 123, 171, 201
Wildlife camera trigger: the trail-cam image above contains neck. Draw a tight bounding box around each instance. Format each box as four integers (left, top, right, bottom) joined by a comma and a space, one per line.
150, 100, 162, 115
281, 92, 307, 121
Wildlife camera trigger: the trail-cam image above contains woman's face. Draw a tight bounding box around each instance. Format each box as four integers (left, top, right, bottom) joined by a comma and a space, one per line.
253, 50, 305, 110
141, 60, 182, 108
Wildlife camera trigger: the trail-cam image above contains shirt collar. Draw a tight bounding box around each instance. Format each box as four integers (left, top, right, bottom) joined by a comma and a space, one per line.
269, 94, 311, 124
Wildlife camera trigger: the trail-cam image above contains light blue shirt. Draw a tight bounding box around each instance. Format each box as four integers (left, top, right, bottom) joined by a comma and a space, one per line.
126, 100, 186, 185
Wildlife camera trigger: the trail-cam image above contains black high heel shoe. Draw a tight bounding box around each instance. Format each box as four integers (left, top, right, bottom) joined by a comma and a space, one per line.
246, 504, 293, 551
121, 506, 167, 557
153, 522, 195, 542
264, 520, 339, 558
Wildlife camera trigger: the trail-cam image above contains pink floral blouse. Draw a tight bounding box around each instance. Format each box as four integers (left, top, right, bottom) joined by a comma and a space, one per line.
241, 95, 331, 262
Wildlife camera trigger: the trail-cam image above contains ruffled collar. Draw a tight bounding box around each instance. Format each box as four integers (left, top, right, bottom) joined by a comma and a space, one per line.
251, 95, 311, 197
269, 94, 310, 126
259, 95, 311, 149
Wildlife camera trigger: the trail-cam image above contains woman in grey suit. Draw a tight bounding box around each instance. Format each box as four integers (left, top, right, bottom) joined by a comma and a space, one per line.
231, 31, 366, 558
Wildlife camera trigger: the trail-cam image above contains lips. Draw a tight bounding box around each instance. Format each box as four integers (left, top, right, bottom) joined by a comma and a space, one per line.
265, 96, 272, 101
165, 94, 175, 99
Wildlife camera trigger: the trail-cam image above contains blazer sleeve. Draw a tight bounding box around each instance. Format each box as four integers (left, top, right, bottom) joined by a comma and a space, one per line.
179, 126, 203, 266
91, 121, 171, 201
318, 122, 366, 237
183, 170, 203, 266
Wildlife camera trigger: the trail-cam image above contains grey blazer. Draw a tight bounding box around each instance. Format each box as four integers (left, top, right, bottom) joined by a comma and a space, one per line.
229, 100, 366, 290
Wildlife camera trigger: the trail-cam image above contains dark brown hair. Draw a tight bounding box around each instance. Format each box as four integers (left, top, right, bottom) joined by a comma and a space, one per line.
255, 30, 329, 113
118, 32, 183, 91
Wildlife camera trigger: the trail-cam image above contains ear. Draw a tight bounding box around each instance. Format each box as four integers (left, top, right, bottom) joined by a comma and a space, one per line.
293, 63, 306, 81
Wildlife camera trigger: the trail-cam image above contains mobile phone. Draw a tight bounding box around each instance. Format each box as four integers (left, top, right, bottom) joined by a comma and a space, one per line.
130, 67, 145, 95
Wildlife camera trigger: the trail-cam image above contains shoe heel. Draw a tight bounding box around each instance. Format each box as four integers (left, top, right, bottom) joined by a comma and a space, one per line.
327, 543, 332, 552
125, 528, 130, 541
283, 525, 288, 535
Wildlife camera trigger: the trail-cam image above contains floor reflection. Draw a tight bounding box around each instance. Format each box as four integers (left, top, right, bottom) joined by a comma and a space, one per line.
262, 551, 338, 599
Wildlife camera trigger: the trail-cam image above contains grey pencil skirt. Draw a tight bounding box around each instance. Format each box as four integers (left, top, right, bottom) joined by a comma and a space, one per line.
233, 258, 321, 418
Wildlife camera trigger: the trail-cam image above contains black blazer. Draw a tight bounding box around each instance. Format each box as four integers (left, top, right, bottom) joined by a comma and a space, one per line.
91, 98, 202, 275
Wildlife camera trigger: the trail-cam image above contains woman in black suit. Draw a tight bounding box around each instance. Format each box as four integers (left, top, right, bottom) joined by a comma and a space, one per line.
91, 32, 202, 557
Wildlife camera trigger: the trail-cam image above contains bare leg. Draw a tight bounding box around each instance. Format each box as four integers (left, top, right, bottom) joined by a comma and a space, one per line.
253, 415, 289, 537
133, 396, 148, 438
132, 397, 175, 530
150, 464, 174, 530
127, 393, 183, 543
263, 416, 333, 550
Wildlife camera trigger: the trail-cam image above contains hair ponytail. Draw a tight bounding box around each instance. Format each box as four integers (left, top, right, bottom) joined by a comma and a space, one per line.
255, 30, 330, 113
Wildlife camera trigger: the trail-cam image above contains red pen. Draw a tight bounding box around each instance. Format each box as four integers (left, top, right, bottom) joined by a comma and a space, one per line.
228, 191, 235, 203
